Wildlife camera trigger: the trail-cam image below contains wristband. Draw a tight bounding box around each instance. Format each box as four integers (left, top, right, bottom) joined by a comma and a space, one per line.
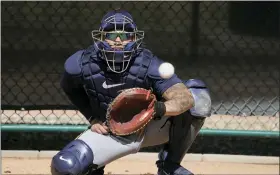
154, 101, 166, 120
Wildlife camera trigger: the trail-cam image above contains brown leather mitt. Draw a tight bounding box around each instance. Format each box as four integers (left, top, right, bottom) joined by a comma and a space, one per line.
106, 88, 157, 136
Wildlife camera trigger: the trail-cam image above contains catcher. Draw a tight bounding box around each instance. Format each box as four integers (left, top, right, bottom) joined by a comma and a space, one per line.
51, 10, 211, 175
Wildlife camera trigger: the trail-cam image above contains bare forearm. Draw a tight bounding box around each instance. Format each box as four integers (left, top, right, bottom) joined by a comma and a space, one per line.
162, 83, 194, 116
164, 98, 193, 116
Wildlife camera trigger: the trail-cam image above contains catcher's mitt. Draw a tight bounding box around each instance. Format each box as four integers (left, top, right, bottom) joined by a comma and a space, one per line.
106, 88, 157, 136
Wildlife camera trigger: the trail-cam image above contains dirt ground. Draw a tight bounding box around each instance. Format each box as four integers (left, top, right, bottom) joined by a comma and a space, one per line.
2, 158, 279, 175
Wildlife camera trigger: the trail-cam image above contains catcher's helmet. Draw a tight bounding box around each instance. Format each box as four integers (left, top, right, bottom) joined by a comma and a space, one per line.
92, 10, 144, 73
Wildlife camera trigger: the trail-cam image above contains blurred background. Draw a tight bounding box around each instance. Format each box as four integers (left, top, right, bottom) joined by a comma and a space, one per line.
1, 1, 279, 156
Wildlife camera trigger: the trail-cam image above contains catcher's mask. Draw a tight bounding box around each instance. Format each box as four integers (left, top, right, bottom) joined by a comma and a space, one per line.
92, 10, 144, 73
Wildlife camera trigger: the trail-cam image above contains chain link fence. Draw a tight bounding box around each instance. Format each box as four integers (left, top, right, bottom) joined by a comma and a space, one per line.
1, 1, 279, 132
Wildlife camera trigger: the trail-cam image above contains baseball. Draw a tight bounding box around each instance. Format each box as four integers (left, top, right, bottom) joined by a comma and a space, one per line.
158, 62, 174, 79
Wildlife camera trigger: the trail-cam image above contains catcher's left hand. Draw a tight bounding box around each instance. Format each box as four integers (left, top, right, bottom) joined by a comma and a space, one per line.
106, 88, 165, 136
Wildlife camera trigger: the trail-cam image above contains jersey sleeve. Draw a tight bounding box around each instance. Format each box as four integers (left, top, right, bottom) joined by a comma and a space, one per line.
60, 50, 94, 121
64, 50, 84, 77
146, 56, 182, 98
61, 50, 84, 90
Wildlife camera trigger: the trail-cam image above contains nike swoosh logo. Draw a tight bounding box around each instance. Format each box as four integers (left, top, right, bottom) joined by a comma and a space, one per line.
59, 156, 72, 164
102, 81, 125, 89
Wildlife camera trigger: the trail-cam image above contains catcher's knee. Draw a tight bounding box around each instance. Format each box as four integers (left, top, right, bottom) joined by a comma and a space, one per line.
51, 139, 95, 175
184, 79, 212, 117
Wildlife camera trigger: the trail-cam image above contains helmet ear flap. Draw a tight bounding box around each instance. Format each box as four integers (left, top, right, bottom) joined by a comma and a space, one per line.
124, 42, 136, 51
94, 41, 110, 51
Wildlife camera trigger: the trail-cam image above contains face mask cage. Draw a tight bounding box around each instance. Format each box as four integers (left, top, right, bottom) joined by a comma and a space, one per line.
91, 13, 144, 73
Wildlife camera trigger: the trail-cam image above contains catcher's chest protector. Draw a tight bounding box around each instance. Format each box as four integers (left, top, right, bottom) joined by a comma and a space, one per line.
80, 46, 153, 121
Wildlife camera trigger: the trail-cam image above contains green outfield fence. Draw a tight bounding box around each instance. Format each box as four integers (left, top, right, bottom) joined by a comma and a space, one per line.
1, 1, 279, 138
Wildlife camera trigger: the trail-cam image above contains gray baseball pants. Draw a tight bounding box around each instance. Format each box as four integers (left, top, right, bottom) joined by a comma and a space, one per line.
77, 116, 171, 169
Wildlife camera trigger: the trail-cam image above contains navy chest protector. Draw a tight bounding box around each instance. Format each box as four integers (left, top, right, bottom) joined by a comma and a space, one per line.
79, 46, 152, 122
